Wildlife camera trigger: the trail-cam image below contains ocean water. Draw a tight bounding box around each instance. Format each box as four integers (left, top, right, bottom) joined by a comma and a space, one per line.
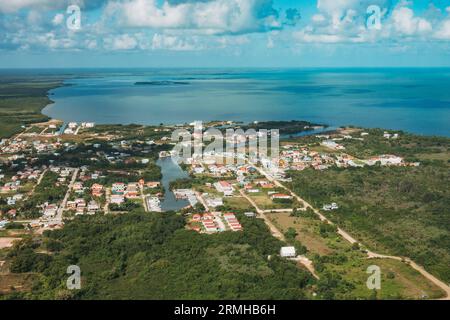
41, 68, 450, 137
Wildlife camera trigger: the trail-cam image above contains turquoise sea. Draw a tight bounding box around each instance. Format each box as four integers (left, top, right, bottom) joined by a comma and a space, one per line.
39, 68, 450, 137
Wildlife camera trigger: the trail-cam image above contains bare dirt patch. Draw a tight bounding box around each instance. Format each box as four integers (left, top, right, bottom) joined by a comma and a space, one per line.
0, 237, 21, 249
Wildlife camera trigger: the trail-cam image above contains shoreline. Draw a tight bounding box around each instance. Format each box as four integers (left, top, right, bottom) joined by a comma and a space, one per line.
21, 78, 450, 140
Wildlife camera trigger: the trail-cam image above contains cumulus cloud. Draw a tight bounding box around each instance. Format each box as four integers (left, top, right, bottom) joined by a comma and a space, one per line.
293, 0, 450, 44
391, 6, 432, 36
105, 0, 283, 35
0, 0, 449, 54
0, 0, 107, 13
0, 0, 53, 13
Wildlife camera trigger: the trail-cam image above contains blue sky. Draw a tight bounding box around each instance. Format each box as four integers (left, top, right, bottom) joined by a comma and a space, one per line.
0, 0, 450, 68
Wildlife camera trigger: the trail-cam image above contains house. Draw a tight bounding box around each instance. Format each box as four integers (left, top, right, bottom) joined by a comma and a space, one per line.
87, 201, 100, 212
76, 203, 86, 214
203, 213, 214, 220
202, 219, 218, 233
222, 213, 243, 231
68, 122, 78, 129
110, 194, 125, 204
91, 183, 104, 197
125, 183, 139, 198
379, 155, 403, 166
321, 140, 345, 150
244, 212, 256, 218
66, 201, 77, 210
0, 220, 9, 229
192, 214, 202, 221
205, 197, 223, 208
43, 204, 58, 217
146, 181, 160, 189
271, 193, 292, 200
7, 209, 17, 218
280, 246, 296, 258
192, 166, 205, 174
73, 182, 83, 191
323, 203, 339, 211
214, 181, 234, 196
112, 182, 125, 195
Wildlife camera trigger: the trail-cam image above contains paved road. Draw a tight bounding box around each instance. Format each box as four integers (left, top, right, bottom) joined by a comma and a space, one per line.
252, 162, 450, 300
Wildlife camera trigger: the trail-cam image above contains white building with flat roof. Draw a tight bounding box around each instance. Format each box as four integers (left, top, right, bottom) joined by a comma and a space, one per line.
280, 246, 296, 258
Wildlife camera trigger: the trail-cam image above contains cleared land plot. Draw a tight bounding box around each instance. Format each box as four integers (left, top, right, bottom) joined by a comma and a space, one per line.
247, 192, 293, 210
0, 237, 21, 249
267, 212, 445, 299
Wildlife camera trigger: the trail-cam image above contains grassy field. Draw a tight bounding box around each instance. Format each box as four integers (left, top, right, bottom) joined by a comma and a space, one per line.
0, 76, 65, 138
247, 191, 294, 210
223, 196, 254, 211
267, 212, 445, 299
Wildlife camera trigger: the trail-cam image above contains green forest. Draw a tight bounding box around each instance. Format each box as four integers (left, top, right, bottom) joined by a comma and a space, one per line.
289, 164, 450, 283
0, 76, 64, 138
2, 211, 316, 300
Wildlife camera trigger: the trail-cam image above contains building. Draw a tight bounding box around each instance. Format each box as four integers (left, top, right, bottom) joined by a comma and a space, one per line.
146, 181, 160, 189
110, 194, 125, 204
125, 183, 139, 198
43, 204, 58, 217
280, 246, 296, 258
214, 181, 234, 196
87, 201, 100, 212
205, 196, 223, 208
271, 193, 292, 200
0, 220, 9, 229
321, 140, 345, 150
112, 182, 125, 195
91, 183, 104, 197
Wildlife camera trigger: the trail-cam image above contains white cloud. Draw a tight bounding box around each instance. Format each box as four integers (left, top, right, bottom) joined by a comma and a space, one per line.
293, 1, 441, 44
0, 0, 49, 13
52, 13, 65, 26
311, 14, 326, 24
434, 20, 450, 40
392, 6, 432, 36
85, 39, 98, 49
109, 34, 138, 50
151, 33, 199, 50
106, 0, 280, 35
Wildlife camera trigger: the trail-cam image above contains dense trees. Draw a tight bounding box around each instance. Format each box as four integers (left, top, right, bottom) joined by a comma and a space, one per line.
5, 212, 315, 300
289, 163, 450, 282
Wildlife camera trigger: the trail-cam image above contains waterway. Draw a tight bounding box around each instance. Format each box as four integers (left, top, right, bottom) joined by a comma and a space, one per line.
157, 157, 190, 212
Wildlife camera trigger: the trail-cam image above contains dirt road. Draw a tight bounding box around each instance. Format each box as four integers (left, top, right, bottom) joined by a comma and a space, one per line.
253, 163, 450, 300
239, 189, 285, 241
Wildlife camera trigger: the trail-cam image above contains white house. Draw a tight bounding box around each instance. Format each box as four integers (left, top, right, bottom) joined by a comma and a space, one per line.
280, 246, 296, 258
110, 195, 125, 204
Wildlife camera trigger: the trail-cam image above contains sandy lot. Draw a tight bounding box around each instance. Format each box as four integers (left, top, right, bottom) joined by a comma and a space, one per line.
0, 237, 21, 249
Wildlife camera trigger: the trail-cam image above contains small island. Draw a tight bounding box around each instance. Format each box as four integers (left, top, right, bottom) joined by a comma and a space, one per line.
134, 81, 190, 86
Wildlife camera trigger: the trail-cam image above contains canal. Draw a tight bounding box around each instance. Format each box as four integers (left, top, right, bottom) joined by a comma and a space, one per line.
157, 157, 190, 211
